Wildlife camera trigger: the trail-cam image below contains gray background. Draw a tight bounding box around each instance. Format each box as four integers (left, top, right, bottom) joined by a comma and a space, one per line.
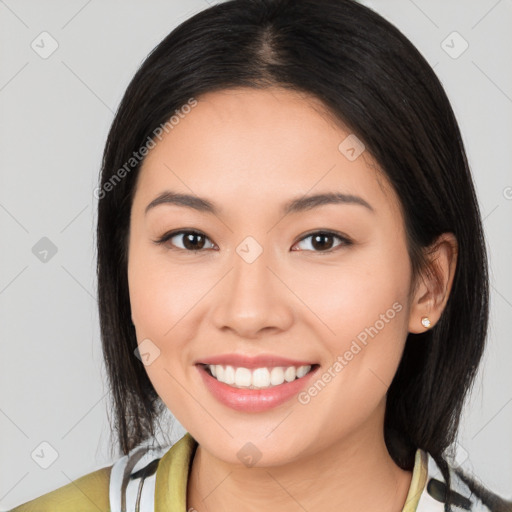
0, 0, 511, 508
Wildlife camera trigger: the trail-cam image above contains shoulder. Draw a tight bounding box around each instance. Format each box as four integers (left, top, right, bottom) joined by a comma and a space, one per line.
9, 465, 111, 512
9, 433, 198, 512
418, 450, 512, 512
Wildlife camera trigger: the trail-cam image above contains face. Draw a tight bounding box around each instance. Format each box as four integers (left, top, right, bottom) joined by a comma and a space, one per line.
127, 87, 416, 467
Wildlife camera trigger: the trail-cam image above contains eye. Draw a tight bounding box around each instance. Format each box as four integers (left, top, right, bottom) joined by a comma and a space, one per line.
153, 229, 352, 253
292, 230, 352, 253
153, 230, 216, 252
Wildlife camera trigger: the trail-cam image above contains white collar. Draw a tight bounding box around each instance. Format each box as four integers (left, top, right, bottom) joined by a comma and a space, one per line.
108, 442, 495, 512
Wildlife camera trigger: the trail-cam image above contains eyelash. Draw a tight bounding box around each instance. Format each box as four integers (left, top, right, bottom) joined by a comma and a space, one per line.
152, 229, 353, 254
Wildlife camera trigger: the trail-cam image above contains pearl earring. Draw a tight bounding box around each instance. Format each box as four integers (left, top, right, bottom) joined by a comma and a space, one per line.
421, 316, 432, 329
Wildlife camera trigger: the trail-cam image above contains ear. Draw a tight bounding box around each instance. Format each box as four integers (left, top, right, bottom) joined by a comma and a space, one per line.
408, 232, 458, 334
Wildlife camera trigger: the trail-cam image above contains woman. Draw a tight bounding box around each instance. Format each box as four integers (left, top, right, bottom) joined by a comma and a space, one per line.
10, 0, 510, 510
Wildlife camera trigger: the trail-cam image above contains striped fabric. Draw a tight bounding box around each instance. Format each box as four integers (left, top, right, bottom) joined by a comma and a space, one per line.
109, 433, 504, 512
109, 443, 169, 512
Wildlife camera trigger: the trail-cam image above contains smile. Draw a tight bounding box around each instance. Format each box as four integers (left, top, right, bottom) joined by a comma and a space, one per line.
196, 362, 320, 412
204, 364, 314, 389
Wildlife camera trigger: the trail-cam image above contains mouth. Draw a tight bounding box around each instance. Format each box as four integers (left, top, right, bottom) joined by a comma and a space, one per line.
199, 363, 319, 390
195, 354, 321, 412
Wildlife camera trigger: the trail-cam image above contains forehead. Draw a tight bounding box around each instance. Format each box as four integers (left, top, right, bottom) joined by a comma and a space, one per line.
133, 87, 400, 221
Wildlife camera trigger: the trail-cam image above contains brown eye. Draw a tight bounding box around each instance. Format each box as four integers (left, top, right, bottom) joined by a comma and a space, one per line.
154, 230, 215, 252
293, 231, 352, 253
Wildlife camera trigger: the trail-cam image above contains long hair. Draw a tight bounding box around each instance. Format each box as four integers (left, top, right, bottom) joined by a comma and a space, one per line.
96, 1, 491, 509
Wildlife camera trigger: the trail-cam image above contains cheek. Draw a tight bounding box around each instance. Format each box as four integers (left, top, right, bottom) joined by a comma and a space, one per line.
297, 248, 410, 340
128, 258, 167, 336
127, 245, 198, 412
128, 244, 201, 338
294, 257, 410, 440
298, 239, 412, 388
127, 242, 210, 394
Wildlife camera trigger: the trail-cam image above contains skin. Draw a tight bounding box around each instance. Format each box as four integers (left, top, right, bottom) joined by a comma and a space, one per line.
127, 87, 458, 512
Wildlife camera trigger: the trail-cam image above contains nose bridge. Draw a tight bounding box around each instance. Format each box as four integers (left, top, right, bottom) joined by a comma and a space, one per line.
211, 234, 293, 336
231, 234, 274, 301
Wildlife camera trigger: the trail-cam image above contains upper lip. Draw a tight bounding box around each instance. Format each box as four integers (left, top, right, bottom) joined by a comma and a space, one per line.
196, 354, 317, 369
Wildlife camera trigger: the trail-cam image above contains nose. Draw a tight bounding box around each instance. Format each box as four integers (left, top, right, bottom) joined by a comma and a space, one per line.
210, 242, 294, 339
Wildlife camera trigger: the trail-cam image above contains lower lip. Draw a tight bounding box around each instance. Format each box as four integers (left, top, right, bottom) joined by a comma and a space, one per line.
196, 364, 319, 412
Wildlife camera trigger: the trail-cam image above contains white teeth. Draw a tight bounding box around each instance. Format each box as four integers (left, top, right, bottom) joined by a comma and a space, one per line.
270, 367, 285, 385
224, 365, 235, 385
207, 364, 313, 389
252, 367, 270, 387
235, 367, 252, 387
284, 366, 296, 382
296, 365, 309, 378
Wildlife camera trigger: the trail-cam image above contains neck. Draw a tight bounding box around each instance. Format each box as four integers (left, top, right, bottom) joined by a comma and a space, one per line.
186, 410, 413, 512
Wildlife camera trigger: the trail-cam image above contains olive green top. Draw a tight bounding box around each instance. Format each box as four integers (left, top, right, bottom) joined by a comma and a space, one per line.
10, 433, 427, 511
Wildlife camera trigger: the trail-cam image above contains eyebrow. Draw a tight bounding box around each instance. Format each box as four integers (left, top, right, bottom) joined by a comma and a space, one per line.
144, 190, 375, 216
